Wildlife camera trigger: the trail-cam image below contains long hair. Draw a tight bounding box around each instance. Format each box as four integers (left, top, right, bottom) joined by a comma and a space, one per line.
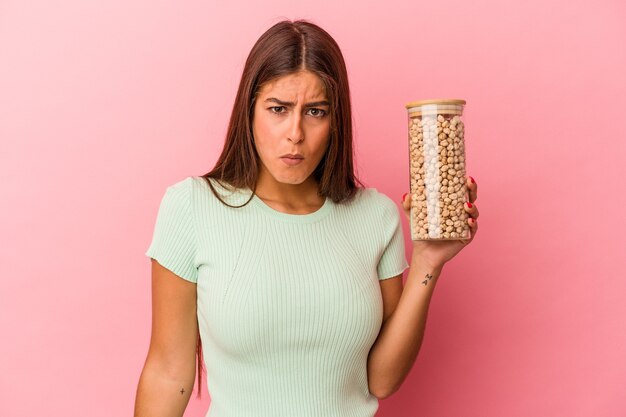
193, 19, 365, 398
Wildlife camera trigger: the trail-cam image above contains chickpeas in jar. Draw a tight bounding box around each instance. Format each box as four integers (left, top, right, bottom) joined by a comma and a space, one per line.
406, 99, 470, 241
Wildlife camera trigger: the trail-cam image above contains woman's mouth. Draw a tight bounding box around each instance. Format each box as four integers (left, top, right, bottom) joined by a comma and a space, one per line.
280, 156, 304, 166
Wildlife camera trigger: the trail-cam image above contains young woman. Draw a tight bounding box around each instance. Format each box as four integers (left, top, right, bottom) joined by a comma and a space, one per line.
135, 19, 479, 417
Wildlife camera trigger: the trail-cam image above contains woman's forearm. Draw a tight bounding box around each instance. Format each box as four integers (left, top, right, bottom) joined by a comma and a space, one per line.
367, 253, 443, 399
134, 360, 196, 417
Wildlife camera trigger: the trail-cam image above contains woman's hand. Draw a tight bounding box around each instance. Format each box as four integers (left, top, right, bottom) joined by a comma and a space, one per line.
400, 175, 479, 269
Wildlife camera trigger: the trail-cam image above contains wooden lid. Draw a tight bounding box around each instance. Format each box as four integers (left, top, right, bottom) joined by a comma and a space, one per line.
405, 98, 466, 109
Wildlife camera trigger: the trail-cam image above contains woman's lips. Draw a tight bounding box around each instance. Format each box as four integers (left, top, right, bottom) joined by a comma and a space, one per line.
281, 157, 304, 166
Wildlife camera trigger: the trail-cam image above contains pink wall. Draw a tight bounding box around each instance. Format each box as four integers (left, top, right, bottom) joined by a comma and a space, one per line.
1, 0, 624, 416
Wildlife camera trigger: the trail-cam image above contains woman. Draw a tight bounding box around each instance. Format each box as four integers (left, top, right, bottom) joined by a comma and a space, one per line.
135, 19, 479, 417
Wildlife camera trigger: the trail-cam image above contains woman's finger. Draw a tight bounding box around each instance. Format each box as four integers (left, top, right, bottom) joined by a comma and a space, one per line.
401, 192, 411, 215
466, 176, 477, 203
464, 201, 479, 219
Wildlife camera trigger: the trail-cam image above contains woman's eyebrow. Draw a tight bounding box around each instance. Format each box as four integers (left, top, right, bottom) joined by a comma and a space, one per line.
264, 97, 330, 107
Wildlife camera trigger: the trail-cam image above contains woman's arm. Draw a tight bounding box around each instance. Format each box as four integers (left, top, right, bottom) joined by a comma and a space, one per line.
368, 177, 479, 399
134, 259, 199, 417
367, 253, 443, 399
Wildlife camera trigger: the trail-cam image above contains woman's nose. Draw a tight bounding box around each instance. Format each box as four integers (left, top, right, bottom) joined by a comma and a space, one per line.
288, 113, 304, 143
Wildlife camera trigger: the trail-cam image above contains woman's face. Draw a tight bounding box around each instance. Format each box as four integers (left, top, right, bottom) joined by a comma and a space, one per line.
252, 70, 331, 188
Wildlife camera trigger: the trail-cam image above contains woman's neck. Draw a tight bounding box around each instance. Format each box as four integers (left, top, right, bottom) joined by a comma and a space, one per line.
254, 169, 324, 214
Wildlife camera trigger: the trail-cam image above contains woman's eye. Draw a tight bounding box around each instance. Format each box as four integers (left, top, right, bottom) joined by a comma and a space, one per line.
307, 108, 327, 117
269, 106, 286, 114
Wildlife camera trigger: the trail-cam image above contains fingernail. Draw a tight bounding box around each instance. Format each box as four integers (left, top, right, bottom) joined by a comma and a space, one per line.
470, 176, 475, 184
467, 202, 473, 208
402, 192, 408, 201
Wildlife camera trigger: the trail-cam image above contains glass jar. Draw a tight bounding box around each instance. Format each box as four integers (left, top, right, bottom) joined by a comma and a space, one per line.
406, 99, 470, 240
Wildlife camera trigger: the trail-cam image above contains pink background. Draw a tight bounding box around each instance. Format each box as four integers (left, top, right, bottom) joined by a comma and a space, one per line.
1, 0, 624, 416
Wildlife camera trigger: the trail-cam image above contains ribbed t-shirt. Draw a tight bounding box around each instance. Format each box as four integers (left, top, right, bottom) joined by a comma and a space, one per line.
145, 176, 410, 417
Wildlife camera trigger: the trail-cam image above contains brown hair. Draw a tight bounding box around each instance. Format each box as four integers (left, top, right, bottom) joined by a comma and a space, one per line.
193, 19, 365, 398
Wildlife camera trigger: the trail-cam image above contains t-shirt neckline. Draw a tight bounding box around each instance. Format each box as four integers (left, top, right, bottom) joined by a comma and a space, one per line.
249, 191, 333, 223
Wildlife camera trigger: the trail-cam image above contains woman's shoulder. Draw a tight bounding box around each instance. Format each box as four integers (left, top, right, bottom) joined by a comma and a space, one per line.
188, 175, 253, 207
355, 186, 397, 211
155, 176, 224, 206
339, 186, 398, 222
187, 175, 245, 192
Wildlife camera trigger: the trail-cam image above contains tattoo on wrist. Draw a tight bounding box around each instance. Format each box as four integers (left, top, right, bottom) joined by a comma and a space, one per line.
180, 388, 185, 395
421, 273, 434, 286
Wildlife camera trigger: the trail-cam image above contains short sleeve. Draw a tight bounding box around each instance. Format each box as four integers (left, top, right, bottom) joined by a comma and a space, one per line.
145, 177, 199, 283
377, 198, 410, 280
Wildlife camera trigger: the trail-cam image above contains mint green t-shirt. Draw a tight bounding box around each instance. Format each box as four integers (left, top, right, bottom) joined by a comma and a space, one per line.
145, 176, 409, 417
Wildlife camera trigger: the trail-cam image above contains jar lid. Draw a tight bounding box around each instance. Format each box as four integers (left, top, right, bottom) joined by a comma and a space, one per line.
405, 98, 466, 109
